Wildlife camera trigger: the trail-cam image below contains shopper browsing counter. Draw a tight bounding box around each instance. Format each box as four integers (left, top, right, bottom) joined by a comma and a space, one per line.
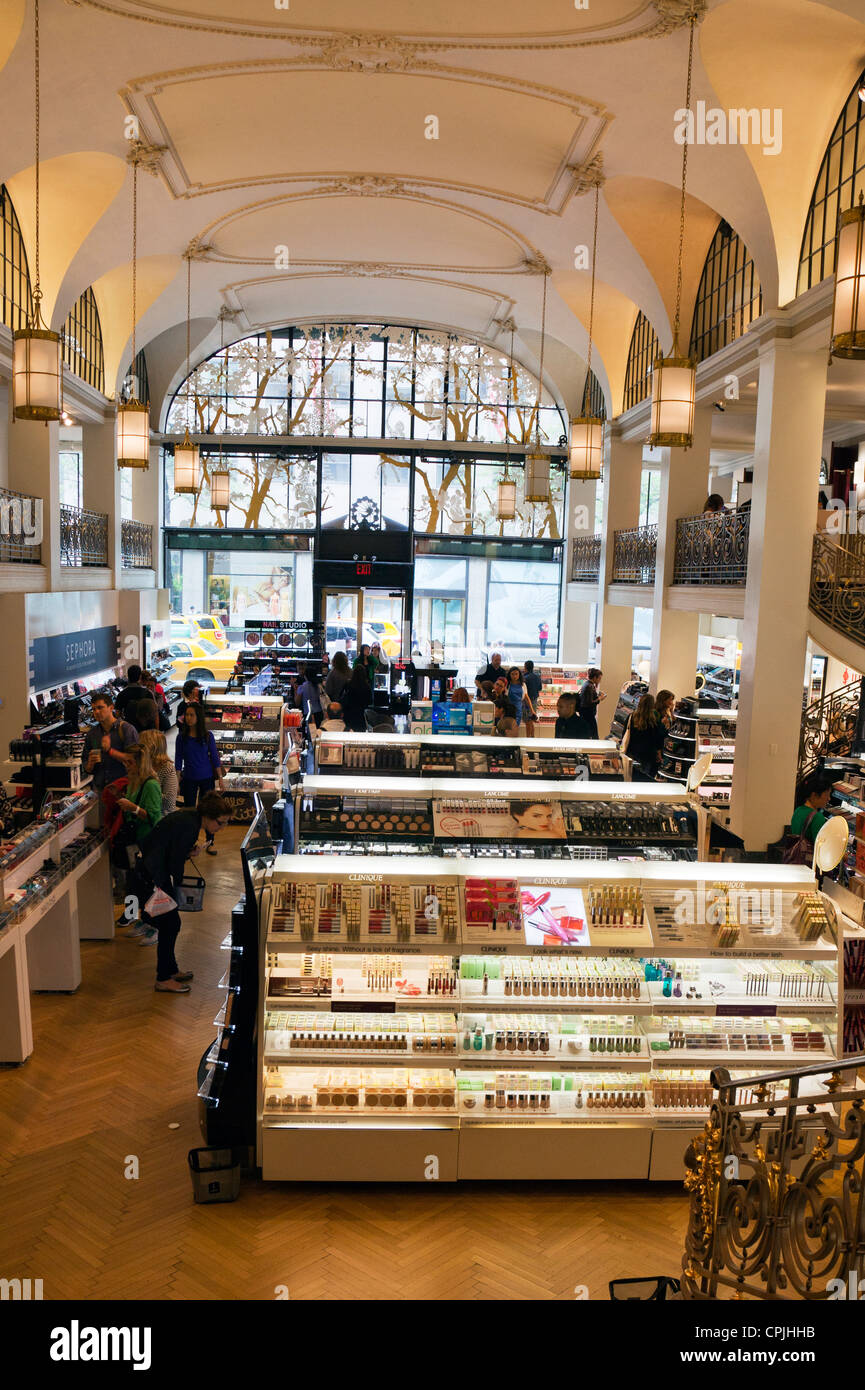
82, 691, 138, 790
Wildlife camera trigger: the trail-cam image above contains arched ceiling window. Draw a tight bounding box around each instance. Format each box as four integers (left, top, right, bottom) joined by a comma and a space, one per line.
689, 219, 762, 364
165, 324, 568, 447
62, 286, 105, 394
581, 367, 607, 421
0, 183, 33, 335
798, 71, 865, 296
623, 311, 660, 413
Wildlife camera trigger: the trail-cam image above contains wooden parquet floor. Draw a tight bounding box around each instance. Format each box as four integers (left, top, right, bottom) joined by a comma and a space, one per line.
0, 829, 689, 1300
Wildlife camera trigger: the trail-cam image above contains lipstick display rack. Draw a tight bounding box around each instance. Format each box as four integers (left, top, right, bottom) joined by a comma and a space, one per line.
256, 858, 843, 1182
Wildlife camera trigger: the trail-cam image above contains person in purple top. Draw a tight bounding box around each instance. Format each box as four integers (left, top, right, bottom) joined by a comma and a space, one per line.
174, 703, 226, 855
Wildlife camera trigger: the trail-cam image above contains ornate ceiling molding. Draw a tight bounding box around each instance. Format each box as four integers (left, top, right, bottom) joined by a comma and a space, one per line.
569, 153, 606, 195
221, 271, 516, 342
192, 187, 544, 277
120, 59, 611, 215
67, 2, 707, 49
652, 1, 708, 35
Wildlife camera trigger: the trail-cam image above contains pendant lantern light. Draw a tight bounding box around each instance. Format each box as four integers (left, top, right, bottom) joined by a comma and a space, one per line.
210, 441, 230, 517
116, 148, 150, 467
831, 190, 865, 360
525, 269, 552, 503
569, 181, 605, 480
174, 252, 201, 494
650, 11, 698, 449
13, 0, 62, 422
496, 473, 517, 521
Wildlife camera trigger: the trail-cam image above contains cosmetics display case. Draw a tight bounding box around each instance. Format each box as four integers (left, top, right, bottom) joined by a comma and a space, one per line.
313, 731, 624, 781
205, 694, 286, 823
658, 706, 737, 830
255, 858, 842, 1182
609, 681, 649, 743
293, 777, 699, 861
0, 788, 112, 1065
239, 620, 325, 697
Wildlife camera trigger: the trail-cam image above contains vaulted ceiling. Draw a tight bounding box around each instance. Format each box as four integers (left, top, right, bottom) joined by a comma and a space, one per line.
0, 0, 863, 420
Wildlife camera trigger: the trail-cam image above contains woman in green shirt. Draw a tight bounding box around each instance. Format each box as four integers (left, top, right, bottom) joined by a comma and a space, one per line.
116, 744, 164, 842
790, 779, 834, 843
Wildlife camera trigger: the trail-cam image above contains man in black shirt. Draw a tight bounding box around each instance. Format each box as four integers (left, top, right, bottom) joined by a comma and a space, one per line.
475, 652, 503, 688
115, 665, 156, 730
137, 792, 231, 992
554, 693, 593, 740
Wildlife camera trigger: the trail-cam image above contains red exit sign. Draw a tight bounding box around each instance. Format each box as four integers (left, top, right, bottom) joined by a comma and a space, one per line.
356, 562, 372, 576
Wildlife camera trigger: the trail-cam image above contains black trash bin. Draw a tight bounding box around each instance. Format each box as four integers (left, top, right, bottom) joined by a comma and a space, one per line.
188, 1147, 242, 1204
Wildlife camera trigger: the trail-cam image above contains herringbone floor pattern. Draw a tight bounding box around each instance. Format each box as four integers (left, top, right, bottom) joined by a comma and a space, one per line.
0, 829, 689, 1300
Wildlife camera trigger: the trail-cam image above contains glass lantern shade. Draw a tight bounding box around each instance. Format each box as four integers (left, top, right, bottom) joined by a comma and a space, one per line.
115, 399, 150, 468
568, 416, 604, 480
831, 197, 865, 360
210, 468, 231, 512
12, 326, 62, 421
649, 354, 696, 448
496, 476, 517, 521
174, 434, 201, 494
524, 451, 551, 502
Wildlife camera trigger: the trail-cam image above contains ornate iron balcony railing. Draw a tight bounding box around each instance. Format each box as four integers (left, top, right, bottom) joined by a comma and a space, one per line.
673, 510, 749, 585
59, 504, 108, 567
683, 1054, 865, 1300
798, 675, 862, 786
612, 525, 657, 583
810, 531, 865, 648
121, 519, 153, 569
570, 533, 601, 582
0, 485, 42, 564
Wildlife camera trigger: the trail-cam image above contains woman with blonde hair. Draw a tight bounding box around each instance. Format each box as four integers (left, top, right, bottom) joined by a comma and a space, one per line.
139, 729, 179, 814
116, 744, 163, 843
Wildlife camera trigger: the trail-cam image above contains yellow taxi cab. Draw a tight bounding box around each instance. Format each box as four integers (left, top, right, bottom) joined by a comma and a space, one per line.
168, 638, 241, 685
170, 613, 229, 650
364, 619, 401, 659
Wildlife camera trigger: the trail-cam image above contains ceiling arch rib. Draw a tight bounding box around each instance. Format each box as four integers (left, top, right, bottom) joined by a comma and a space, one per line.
4, 152, 127, 324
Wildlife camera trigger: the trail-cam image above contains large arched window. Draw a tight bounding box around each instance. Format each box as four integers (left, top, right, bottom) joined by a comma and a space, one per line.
581, 367, 607, 421
0, 184, 33, 335
798, 72, 865, 295
623, 311, 660, 412
689, 220, 762, 363
166, 324, 568, 447
62, 287, 105, 394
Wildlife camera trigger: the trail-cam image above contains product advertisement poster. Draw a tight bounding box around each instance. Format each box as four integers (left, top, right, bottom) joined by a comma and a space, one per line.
519, 883, 591, 947
433, 798, 566, 841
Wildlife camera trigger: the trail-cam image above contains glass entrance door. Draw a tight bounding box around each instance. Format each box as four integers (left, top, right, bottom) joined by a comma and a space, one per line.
322, 589, 406, 664
323, 592, 360, 661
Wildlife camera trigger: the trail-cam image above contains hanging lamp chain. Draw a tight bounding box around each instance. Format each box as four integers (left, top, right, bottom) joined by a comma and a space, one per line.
673, 12, 697, 351
534, 270, 548, 447
504, 323, 515, 477
130, 155, 138, 388
32, 0, 41, 321
585, 181, 600, 411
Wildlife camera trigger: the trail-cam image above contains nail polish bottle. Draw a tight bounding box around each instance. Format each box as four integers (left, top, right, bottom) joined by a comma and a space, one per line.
673, 972, 683, 998
662, 972, 673, 999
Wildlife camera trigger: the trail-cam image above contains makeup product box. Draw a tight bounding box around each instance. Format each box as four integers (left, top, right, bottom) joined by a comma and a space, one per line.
411, 722, 433, 736
433, 701, 472, 732
473, 701, 495, 731
411, 700, 433, 723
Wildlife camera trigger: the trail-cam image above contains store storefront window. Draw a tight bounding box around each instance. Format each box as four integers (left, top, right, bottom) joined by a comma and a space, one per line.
486, 558, 561, 664
166, 547, 312, 644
